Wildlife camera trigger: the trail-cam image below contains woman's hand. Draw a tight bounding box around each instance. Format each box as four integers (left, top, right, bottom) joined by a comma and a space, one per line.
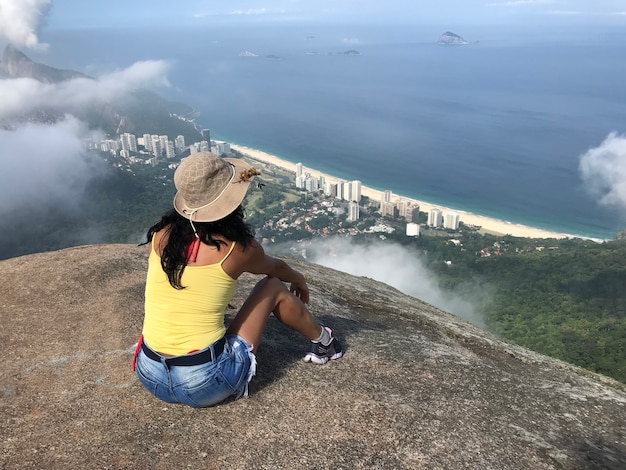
289, 272, 310, 304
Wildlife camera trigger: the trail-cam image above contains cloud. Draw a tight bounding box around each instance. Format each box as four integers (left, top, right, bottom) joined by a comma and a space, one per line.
231, 8, 268, 15
0, 116, 104, 216
303, 236, 489, 327
579, 132, 626, 212
0, 0, 51, 49
0, 60, 171, 121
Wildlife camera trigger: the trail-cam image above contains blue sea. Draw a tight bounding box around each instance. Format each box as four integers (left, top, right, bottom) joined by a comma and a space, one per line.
35, 23, 626, 239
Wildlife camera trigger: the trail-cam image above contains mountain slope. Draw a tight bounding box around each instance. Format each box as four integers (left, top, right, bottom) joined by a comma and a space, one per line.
0, 44, 201, 141
1, 244, 624, 469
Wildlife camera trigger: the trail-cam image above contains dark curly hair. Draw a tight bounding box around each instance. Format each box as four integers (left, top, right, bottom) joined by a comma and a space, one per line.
141, 205, 255, 289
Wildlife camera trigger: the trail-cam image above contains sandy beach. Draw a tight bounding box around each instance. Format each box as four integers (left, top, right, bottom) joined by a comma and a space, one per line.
231, 144, 574, 239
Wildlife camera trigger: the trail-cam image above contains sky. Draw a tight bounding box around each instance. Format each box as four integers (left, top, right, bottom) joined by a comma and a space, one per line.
1, 0, 626, 50
43, 0, 626, 29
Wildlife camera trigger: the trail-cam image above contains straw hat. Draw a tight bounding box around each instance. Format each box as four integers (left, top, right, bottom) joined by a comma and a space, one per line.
173, 152, 256, 222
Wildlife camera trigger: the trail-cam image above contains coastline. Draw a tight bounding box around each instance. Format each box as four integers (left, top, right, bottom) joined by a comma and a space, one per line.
231, 144, 577, 240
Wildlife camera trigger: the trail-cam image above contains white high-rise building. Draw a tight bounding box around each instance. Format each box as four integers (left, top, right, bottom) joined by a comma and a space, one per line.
347, 201, 360, 222
120, 133, 137, 153
295, 175, 306, 189
324, 182, 337, 197
159, 135, 169, 153
428, 209, 443, 227
174, 135, 185, 154
165, 141, 176, 159
382, 190, 392, 204
350, 180, 362, 202
406, 223, 420, 237
199, 140, 210, 152
151, 135, 162, 158
304, 177, 319, 192
341, 181, 352, 202
143, 134, 152, 152
444, 212, 460, 230
381, 202, 397, 218
295, 163, 303, 178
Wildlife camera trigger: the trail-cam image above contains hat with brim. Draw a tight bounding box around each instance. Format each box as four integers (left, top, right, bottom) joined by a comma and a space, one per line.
173, 152, 254, 222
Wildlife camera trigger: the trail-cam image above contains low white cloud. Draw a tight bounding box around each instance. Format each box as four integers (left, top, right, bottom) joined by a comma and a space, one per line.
0, 0, 51, 49
0, 60, 171, 121
303, 237, 489, 327
0, 116, 104, 215
342, 37, 360, 44
232, 8, 268, 15
579, 132, 626, 211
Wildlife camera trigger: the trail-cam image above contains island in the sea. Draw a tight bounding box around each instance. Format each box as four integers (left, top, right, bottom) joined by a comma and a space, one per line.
437, 32, 469, 46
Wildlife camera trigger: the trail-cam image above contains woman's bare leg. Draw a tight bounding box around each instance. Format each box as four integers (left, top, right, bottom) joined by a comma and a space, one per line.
226, 276, 322, 353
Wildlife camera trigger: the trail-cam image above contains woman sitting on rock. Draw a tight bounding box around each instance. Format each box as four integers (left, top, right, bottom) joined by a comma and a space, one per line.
133, 152, 343, 407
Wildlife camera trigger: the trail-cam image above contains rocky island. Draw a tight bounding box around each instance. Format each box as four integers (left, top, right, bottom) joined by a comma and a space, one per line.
437, 31, 469, 45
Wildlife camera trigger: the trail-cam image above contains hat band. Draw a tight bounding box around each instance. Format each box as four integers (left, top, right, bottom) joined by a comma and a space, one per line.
182, 163, 236, 221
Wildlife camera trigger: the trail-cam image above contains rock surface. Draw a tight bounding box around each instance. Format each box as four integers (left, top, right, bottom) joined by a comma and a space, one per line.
437, 32, 469, 46
1, 244, 625, 469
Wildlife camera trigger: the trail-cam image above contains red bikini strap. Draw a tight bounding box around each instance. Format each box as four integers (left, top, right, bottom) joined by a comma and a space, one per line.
186, 237, 201, 263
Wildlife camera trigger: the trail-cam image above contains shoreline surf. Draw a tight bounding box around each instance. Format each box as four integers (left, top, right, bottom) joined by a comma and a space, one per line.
230, 143, 592, 240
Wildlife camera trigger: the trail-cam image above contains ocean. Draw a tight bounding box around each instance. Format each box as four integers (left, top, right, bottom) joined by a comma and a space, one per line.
35, 22, 626, 239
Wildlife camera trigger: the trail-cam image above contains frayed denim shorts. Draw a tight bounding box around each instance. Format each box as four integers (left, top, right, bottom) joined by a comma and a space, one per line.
135, 334, 256, 408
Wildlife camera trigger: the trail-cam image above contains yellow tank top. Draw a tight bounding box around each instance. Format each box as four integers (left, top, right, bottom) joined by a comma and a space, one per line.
142, 238, 237, 355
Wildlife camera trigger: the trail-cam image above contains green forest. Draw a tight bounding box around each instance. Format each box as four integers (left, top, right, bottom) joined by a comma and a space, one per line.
388, 231, 626, 384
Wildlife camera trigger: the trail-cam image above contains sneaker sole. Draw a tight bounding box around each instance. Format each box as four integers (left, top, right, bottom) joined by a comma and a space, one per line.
303, 351, 343, 365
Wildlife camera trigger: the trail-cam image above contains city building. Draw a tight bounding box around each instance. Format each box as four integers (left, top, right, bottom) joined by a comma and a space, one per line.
150, 135, 162, 158
381, 201, 398, 218
142, 133, 152, 152
444, 212, 460, 230
201, 129, 211, 143
406, 223, 420, 237
350, 180, 362, 202
120, 133, 138, 153
296, 163, 303, 178
324, 182, 337, 197
174, 135, 185, 154
165, 141, 176, 159
347, 201, 360, 222
304, 176, 319, 192
213, 141, 231, 156
428, 209, 443, 227
295, 175, 306, 189
381, 190, 392, 205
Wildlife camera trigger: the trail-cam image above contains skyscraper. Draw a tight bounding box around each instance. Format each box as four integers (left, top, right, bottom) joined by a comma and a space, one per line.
174, 135, 185, 154
350, 180, 362, 202
444, 212, 460, 230
201, 129, 211, 143
120, 133, 137, 153
348, 201, 360, 222
428, 209, 443, 227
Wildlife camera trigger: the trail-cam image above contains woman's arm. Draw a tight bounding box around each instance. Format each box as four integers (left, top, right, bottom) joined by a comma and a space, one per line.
229, 240, 309, 303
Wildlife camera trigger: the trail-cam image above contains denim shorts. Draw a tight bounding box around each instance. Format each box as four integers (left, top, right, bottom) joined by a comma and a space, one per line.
135, 334, 256, 408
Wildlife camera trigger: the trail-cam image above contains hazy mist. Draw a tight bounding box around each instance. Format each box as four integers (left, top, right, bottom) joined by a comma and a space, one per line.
275, 236, 492, 327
